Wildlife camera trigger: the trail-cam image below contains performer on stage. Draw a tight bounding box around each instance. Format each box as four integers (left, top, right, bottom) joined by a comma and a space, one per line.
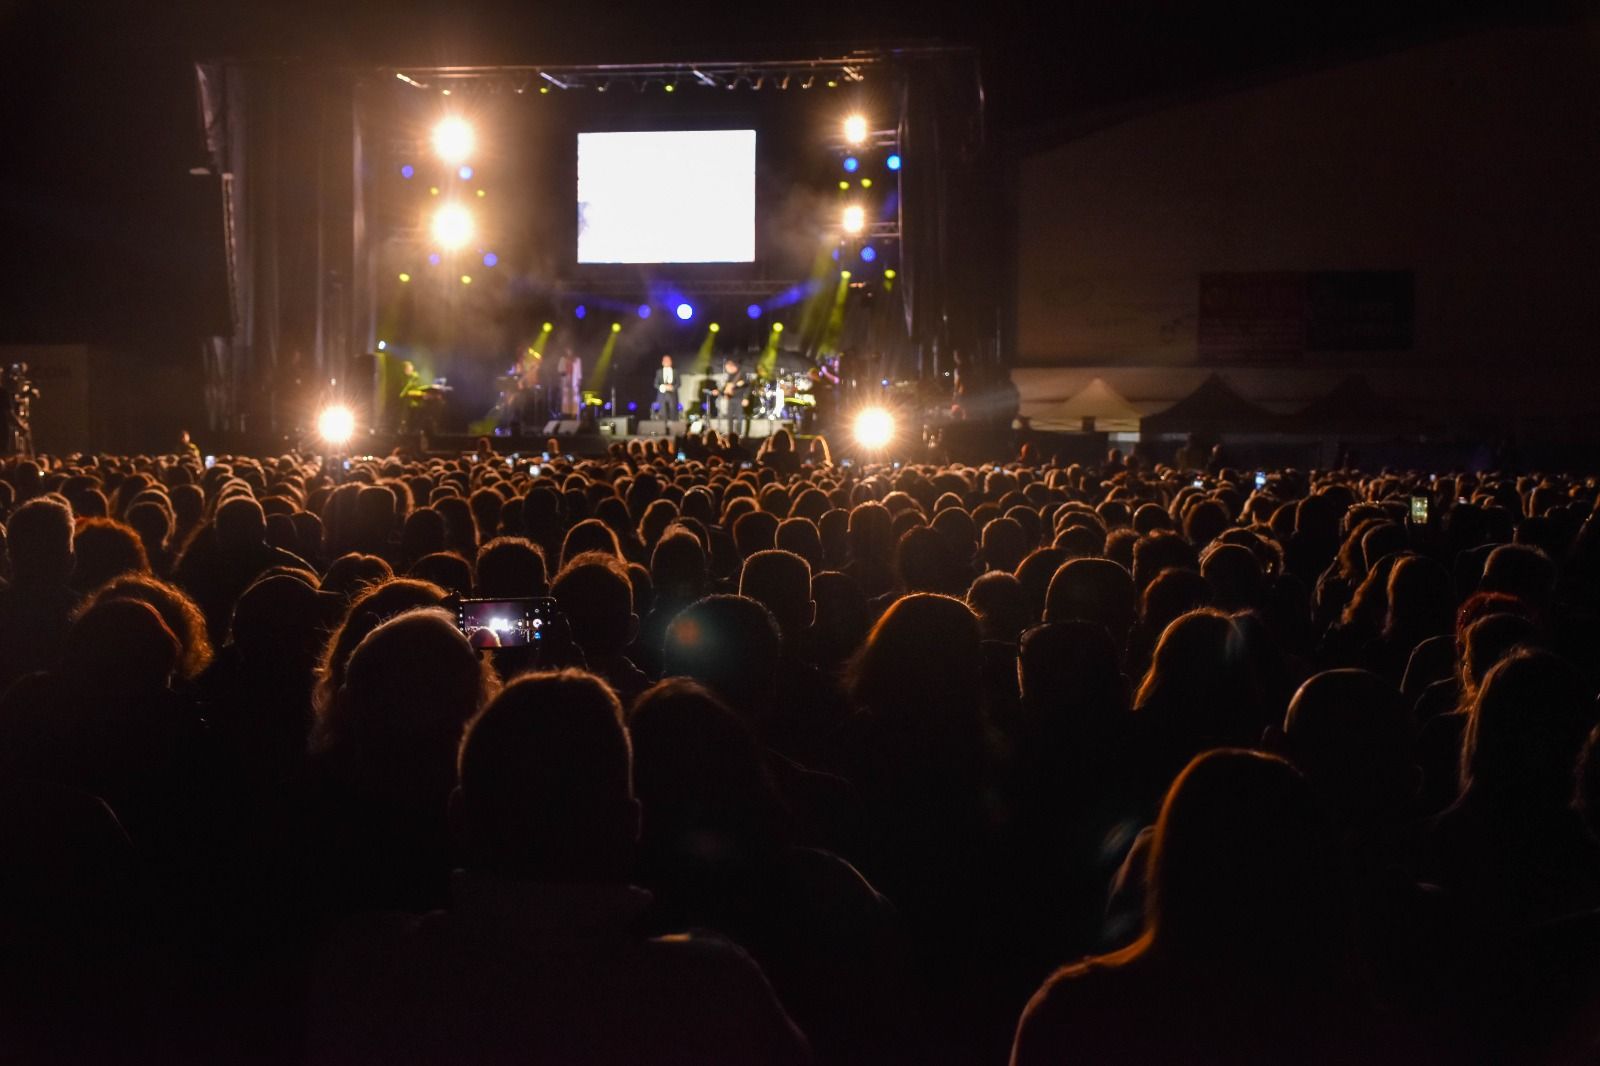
717, 357, 749, 420
651, 355, 680, 420
397, 360, 426, 433
556, 349, 583, 418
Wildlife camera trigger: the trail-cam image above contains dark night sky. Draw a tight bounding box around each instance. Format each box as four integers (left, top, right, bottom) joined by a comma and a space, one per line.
0, 0, 1581, 348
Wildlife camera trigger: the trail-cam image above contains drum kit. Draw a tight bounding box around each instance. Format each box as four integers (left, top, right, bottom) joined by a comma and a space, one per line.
734, 370, 818, 422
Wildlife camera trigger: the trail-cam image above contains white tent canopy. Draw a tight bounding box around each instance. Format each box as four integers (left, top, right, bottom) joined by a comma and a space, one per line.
1021, 376, 1142, 432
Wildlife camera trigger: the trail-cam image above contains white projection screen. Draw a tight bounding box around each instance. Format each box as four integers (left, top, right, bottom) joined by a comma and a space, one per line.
577, 129, 757, 264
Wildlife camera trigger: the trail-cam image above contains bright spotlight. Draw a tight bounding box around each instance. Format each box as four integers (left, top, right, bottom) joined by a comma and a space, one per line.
675, 302, 694, 321
431, 203, 474, 250
843, 114, 868, 145
886, 153, 902, 171
431, 117, 474, 164
854, 407, 895, 450
841, 204, 866, 235
317, 405, 357, 447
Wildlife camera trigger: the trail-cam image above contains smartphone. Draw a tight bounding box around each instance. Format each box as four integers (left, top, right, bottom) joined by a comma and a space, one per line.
204, 455, 216, 470
1254, 471, 1266, 490
840, 458, 854, 468
1410, 495, 1429, 524
455, 596, 559, 649
893, 461, 902, 470
342, 459, 352, 472
676, 451, 687, 461
740, 460, 753, 470
1193, 478, 1204, 489
541, 451, 550, 462
564, 454, 574, 462
528, 464, 541, 477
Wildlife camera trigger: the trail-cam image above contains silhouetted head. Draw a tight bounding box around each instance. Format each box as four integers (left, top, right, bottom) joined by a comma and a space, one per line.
732, 510, 779, 558
738, 550, 814, 642
7, 497, 74, 584
774, 517, 823, 572
401, 507, 448, 567
64, 598, 180, 693
1018, 619, 1130, 730
848, 502, 895, 568
1479, 544, 1558, 614
215, 496, 267, 551
650, 528, 709, 602
1147, 749, 1343, 972
1044, 557, 1136, 648
894, 525, 965, 595
474, 536, 547, 598
1200, 543, 1263, 612
454, 670, 636, 882
231, 574, 327, 673
847, 593, 983, 732
1282, 669, 1416, 827
314, 578, 449, 716
552, 551, 637, 657
629, 678, 789, 858
408, 551, 473, 596
1462, 649, 1595, 809
85, 575, 212, 682
321, 552, 393, 601
69, 518, 150, 593
322, 607, 497, 801
966, 571, 1027, 643
1383, 554, 1454, 646
662, 595, 782, 720
560, 518, 621, 570
980, 516, 1028, 573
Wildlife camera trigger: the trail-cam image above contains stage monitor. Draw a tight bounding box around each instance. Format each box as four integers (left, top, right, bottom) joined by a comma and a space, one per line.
577, 129, 756, 264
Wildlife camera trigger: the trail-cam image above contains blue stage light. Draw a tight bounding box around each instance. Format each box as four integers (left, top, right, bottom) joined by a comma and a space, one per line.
604, 402, 612, 411
428, 252, 442, 265
575, 304, 587, 319
400, 164, 415, 179
458, 165, 474, 180
627, 401, 637, 412
831, 248, 841, 261
843, 156, 859, 173
860, 246, 877, 263
886, 154, 902, 171
675, 302, 694, 321
483, 252, 498, 267
747, 304, 762, 319
638, 304, 652, 319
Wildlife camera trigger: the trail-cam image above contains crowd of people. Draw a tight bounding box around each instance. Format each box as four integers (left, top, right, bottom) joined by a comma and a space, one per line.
1, 428, 1599, 1063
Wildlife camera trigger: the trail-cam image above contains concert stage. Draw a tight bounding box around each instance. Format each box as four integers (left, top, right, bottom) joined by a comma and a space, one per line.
195, 47, 998, 451
372, 417, 809, 460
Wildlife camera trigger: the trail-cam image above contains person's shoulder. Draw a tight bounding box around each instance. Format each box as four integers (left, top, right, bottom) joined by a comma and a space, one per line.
1014, 947, 1148, 1063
